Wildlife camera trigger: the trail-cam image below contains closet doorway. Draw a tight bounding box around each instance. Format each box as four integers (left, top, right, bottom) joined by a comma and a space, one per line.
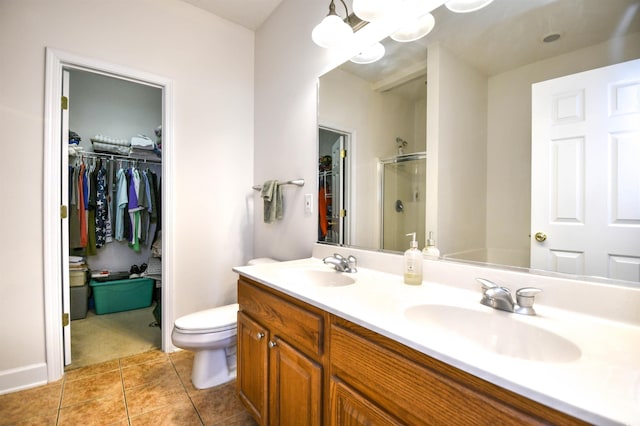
44, 48, 175, 381
65, 68, 163, 369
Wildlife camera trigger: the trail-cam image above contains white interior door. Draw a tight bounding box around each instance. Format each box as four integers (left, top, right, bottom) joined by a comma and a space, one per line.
531, 59, 640, 281
61, 69, 71, 365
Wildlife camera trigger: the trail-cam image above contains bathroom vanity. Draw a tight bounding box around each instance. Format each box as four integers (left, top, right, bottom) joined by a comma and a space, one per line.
234, 245, 640, 425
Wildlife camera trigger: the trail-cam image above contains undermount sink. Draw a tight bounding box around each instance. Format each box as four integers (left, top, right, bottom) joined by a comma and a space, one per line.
279, 268, 356, 287
404, 304, 581, 363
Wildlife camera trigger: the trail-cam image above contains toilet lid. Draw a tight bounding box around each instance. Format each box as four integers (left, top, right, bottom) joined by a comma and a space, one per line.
174, 303, 238, 333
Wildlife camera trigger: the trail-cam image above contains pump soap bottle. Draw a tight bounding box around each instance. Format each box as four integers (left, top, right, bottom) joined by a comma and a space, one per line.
404, 232, 423, 285
422, 231, 441, 259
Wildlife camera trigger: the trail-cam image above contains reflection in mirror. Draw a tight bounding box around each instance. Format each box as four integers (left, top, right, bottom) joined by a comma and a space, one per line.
318, 0, 640, 285
380, 152, 426, 252
318, 56, 427, 251
318, 127, 348, 245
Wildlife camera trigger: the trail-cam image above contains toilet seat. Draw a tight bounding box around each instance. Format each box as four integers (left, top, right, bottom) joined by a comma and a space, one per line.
174, 303, 239, 334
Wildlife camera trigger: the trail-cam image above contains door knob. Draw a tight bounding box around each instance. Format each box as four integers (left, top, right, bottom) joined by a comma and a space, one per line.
534, 232, 547, 242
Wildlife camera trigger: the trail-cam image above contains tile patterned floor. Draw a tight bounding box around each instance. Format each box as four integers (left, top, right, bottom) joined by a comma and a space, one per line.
0, 350, 257, 426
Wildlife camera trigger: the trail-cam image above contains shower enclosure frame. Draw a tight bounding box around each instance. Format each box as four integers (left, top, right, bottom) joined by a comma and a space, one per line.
378, 152, 427, 251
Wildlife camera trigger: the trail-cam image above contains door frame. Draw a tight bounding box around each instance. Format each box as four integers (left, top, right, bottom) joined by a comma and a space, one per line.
43, 48, 176, 381
318, 125, 354, 246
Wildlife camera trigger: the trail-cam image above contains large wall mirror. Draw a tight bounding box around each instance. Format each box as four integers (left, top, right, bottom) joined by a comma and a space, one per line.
318, 0, 640, 285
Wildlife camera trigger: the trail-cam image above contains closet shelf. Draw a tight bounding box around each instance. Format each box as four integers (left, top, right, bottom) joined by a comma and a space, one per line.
70, 150, 162, 164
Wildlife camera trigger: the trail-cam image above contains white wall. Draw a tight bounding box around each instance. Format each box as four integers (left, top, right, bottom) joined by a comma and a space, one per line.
69, 69, 162, 153
486, 32, 640, 257
0, 0, 253, 391
253, 0, 330, 260
427, 43, 488, 256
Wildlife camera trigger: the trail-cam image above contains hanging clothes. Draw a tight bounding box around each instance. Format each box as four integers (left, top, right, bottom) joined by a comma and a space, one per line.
115, 167, 128, 241
68, 154, 161, 256
104, 160, 114, 243
86, 163, 98, 256
128, 167, 143, 252
78, 162, 88, 248
69, 165, 82, 249
95, 164, 108, 248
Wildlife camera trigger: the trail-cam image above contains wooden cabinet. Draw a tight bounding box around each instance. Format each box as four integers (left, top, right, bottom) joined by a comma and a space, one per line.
237, 276, 585, 425
269, 336, 323, 425
237, 277, 326, 426
329, 378, 402, 425
237, 311, 268, 424
329, 317, 587, 426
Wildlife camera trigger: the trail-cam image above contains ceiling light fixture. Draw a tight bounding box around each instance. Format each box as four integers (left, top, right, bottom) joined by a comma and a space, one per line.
352, 0, 392, 22
312, 0, 354, 48
445, 0, 495, 13
391, 12, 435, 43
350, 42, 386, 64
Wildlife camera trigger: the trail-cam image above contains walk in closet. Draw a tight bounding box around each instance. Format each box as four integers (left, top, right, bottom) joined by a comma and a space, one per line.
64, 68, 163, 369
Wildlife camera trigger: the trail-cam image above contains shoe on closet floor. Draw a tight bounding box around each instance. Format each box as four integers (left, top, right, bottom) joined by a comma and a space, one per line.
129, 264, 140, 278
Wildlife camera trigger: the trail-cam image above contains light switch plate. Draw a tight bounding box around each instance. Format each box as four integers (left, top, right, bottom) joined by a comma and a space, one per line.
304, 194, 313, 214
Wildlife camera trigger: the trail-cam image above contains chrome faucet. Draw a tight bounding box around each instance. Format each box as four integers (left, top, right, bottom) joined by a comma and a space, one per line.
476, 278, 542, 316
323, 253, 357, 273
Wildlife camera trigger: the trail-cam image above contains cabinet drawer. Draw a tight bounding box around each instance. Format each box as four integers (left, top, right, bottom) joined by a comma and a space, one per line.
238, 278, 324, 358
330, 320, 583, 426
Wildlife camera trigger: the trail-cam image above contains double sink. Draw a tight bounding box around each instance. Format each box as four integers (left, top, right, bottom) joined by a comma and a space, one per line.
235, 253, 640, 424
277, 266, 581, 363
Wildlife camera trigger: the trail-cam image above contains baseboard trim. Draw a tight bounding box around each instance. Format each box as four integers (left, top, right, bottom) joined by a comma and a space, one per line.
0, 363, 48, 395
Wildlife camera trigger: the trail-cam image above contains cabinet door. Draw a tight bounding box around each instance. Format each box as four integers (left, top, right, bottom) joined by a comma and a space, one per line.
269, 337, 323, 426
238, 311, 269, 425
330, 378, 402, 426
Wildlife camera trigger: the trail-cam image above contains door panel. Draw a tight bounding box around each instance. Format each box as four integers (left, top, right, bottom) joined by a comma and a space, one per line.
269, 337, 322, 426
531, 59, 640, 280
62, 69, 71, 365
237, 312, 269, 425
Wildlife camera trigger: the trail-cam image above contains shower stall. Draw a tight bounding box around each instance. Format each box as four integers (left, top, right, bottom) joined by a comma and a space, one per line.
379, 152, 426, 252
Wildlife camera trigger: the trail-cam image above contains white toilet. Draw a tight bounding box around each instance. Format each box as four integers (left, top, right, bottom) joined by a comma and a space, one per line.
171, 258, 278, 389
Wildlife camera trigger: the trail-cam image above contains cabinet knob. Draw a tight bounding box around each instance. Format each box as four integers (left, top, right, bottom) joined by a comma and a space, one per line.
268, 340, 277, 348
256, 332, 265, 340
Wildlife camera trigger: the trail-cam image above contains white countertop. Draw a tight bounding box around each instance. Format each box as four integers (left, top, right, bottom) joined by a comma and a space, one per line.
234, 249, 640, 425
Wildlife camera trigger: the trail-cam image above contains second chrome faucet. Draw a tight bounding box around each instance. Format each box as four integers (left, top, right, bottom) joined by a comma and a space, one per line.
476, 278, 542, 316
323, 253, 358, 273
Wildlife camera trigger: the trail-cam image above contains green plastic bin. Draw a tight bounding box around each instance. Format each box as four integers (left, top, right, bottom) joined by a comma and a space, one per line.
90, 277, 154, 315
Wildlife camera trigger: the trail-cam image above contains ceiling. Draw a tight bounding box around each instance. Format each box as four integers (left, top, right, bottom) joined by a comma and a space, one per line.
339, 0, 640, 90
180, 0, 639, 98
179, 0, 284, 30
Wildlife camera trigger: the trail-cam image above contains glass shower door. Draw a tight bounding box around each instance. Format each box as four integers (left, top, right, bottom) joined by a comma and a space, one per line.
380, 153, 426, 252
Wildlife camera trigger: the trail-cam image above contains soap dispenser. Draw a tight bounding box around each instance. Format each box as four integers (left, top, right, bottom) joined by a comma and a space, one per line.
422, 231, 441, 259
404, 232, 423, 285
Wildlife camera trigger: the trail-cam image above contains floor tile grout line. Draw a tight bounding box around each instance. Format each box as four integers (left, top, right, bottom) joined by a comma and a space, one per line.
55, 374, 66, 425
119, 359, 133, 425
169, 354, 205, 425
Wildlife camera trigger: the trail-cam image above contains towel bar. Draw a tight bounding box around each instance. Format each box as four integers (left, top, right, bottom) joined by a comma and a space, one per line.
252, 179, 305, 191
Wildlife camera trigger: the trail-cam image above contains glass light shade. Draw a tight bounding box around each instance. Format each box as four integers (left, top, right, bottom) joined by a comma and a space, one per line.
353, 0, 392, 21
312, 14, 353, 48
445, 0, 495, 13
350, 42, 386, 64
390, 13, 435, 42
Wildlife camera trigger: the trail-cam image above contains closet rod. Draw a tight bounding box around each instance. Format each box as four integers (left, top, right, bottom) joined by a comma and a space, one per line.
74, 151, 162, 164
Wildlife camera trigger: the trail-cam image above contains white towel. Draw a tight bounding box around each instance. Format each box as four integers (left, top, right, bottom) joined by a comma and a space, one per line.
131, 135, 155, 150
261, 180, 283, 223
